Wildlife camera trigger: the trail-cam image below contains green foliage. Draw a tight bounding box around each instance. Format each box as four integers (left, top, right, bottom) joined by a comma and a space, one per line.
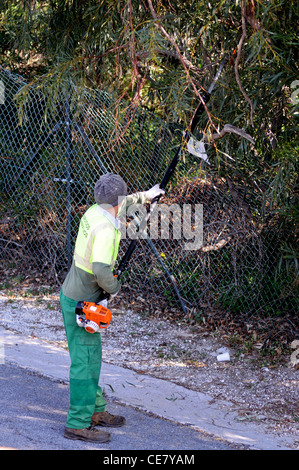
1, 1, 298, 193
0, 1, 298, 327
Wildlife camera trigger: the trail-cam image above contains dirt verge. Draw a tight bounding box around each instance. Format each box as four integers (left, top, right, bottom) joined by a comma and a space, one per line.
0, 279, 298, 450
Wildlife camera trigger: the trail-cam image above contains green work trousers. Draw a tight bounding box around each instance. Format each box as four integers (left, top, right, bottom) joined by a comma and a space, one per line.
60, 290, 107, 429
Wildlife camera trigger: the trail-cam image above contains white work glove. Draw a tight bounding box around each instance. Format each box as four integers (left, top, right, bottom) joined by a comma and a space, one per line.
108, 288, 120, 301
144, 184, 165, 201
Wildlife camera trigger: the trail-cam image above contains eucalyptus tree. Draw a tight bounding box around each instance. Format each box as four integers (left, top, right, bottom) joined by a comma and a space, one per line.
1, 0, 298, 253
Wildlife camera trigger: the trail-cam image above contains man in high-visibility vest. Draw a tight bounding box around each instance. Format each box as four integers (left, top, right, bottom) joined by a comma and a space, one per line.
60, 173, 164, 443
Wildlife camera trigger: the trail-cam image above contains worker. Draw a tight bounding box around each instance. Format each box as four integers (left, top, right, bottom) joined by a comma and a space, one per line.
60, 173, 164, 443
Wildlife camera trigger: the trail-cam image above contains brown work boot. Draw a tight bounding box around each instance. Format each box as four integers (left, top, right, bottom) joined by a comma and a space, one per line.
92, 410, 126, 427
64, 425, 111, 443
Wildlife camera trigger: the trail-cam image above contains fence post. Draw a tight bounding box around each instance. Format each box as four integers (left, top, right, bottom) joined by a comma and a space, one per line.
65, 100, 73, 270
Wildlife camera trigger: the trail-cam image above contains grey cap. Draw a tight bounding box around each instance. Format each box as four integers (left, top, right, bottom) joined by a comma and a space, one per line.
94, 173, 127, 207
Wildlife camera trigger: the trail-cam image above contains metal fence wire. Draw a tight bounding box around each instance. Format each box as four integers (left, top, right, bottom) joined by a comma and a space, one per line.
0, 66, 298, 346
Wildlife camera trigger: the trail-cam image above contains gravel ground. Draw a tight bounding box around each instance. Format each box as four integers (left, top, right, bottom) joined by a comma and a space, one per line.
0, 287, 298, 449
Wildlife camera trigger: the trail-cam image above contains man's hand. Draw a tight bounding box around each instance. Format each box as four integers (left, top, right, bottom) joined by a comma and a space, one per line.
110, 291, 118, 300
145, 184, 165, 201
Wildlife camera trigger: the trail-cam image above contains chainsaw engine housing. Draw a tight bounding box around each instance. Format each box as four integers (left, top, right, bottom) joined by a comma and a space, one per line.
76, 301, 112, 333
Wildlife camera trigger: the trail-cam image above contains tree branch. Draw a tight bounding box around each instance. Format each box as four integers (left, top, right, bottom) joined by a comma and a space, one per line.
234, 1, 255, 127
204, 123, 255, 145
147, 0, 218, 132
201, 237, 231, 252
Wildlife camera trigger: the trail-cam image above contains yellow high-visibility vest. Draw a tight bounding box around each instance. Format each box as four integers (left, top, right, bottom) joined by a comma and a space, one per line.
74, 204, 121, 274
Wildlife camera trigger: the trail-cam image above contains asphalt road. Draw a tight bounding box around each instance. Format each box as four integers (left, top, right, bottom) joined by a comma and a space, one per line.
0, 363, 239, 453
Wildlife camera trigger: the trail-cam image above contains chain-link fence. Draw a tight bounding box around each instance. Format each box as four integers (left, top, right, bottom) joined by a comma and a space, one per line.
0, 66, 298, 346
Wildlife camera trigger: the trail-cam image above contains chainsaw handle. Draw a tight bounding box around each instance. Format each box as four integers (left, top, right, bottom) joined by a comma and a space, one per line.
98, 291, 111, 301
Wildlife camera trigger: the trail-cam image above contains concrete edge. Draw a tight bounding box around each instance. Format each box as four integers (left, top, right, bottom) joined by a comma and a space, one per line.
0, 326, 295, 450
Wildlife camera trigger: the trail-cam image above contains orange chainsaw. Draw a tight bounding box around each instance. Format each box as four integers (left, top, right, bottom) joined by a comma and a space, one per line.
76, 300, 112, 333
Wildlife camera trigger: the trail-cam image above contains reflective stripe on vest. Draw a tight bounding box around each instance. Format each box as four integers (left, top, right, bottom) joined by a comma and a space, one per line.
74, 251, 93, 273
